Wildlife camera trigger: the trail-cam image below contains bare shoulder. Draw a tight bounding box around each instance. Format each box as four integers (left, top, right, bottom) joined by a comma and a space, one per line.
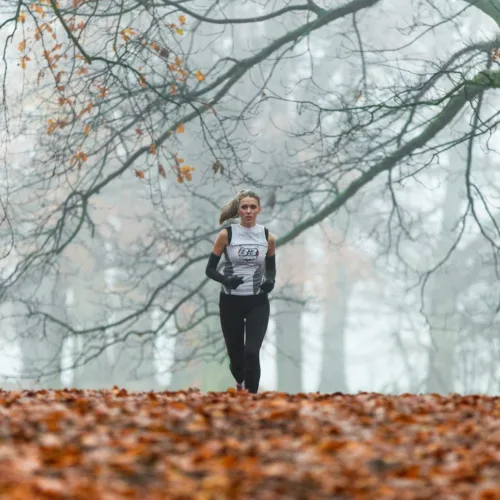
218, 228, 230, 244
267, 231, 276, 256
212, 228, 229, 256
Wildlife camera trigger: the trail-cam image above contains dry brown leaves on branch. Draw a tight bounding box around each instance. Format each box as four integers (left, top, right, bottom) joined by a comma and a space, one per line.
0, 388, 500, 499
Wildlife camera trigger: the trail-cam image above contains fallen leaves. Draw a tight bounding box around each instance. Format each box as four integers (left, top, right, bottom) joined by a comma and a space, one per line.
0, 389, 499, 498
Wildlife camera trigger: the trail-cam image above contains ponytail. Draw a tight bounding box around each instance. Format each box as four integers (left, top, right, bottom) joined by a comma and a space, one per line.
219, 197, 240, 225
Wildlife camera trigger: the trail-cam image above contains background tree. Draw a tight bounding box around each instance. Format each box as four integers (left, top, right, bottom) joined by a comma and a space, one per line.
2, 0, 500, 394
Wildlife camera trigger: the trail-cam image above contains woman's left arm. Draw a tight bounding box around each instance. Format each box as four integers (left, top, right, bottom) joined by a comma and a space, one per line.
267, 233, 276, 257
260, 233, 276, 292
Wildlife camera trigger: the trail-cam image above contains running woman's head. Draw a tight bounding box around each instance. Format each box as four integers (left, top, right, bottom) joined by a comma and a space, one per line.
219, 189, 261, 227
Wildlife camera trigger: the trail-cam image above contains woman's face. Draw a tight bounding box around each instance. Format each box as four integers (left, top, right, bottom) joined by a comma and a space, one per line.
238, 197, 261, 226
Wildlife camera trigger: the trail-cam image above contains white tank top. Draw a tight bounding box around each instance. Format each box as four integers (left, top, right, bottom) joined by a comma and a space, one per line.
221, 223, 268, 296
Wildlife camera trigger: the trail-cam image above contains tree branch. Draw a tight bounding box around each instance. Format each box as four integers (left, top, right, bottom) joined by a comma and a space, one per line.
49, 0, 92, 64
159, 0, 323, 24
277, 69, 500, 246
462, 0, 500, 26
85, 0, 381, 198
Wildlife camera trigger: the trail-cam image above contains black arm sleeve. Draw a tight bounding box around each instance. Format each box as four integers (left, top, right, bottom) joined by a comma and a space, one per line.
265, 255, 276, 282
205, 253, 227, 285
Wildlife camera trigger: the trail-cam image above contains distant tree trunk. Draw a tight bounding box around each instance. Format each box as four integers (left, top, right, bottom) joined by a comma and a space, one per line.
72, 286, 110, 387
425, 283, 460, 394
425, 146, 465, 394
425, 269, 460, 394
317, 207, 355, 393
318, 264, 350, 393
70, 237, 159, 392
200, 313, 231, 391
109, 326, 158, 391
168, 334, 202, 390
71, 239, 114, 389
19, 272, 67, 389
72, 329, 113, 389
105, 292, 158, 392
109, 238, 159, 392
275, 240, 304, 393
0, 300, 19, 389
275, 299, 303, 393
168, 300, 204, 391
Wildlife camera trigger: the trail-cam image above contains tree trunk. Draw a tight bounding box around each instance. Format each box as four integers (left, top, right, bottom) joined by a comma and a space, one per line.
19, 272, 67, 389
318, 264, 350, 393
108, 329, 158, 391
275, 240, 304, 393
70, 275, 113, 389
168, 333, 203, 390
425, 145, 465, 394
275, 299, 303, 393
200, 312, 232, 391
168, 300, 204, 391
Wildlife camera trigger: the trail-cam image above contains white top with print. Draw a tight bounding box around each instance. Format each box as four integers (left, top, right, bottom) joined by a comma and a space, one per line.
222, 223, 268, 296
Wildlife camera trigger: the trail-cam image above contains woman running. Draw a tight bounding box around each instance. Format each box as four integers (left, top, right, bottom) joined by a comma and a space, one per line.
205, 190, 276, 394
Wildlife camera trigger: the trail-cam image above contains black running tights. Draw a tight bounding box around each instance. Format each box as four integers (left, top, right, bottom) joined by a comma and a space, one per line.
219, 293, 270, 394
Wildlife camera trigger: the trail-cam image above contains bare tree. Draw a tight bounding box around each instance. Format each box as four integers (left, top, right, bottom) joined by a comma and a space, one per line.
2, 0, 500, 393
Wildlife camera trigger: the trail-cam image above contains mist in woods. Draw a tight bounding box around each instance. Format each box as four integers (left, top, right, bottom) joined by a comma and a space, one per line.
0, 0, 500, 396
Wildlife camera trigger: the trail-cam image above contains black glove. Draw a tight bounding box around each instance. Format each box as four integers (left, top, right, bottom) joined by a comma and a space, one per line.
225, 275, 244, 290
260, 255, 276, 293
260, 279, 275, 293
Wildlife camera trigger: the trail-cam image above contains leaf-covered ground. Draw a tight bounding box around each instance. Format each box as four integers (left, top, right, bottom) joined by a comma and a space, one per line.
0, 388, 500, 499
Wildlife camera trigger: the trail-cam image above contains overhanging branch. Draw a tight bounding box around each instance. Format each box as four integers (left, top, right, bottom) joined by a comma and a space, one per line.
462, 0, 500, 26
277, 69, 500, 246
84, 0, 382, 197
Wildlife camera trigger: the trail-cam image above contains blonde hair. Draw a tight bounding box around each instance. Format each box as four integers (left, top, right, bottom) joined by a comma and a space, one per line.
219, 189, 261, 225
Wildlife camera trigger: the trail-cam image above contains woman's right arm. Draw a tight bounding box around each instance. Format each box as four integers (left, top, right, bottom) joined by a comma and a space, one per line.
205, 230, 243, 289
205, 230, 229, 284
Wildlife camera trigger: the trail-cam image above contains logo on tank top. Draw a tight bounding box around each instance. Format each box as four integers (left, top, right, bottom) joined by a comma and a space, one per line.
238, 246, 259, 261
